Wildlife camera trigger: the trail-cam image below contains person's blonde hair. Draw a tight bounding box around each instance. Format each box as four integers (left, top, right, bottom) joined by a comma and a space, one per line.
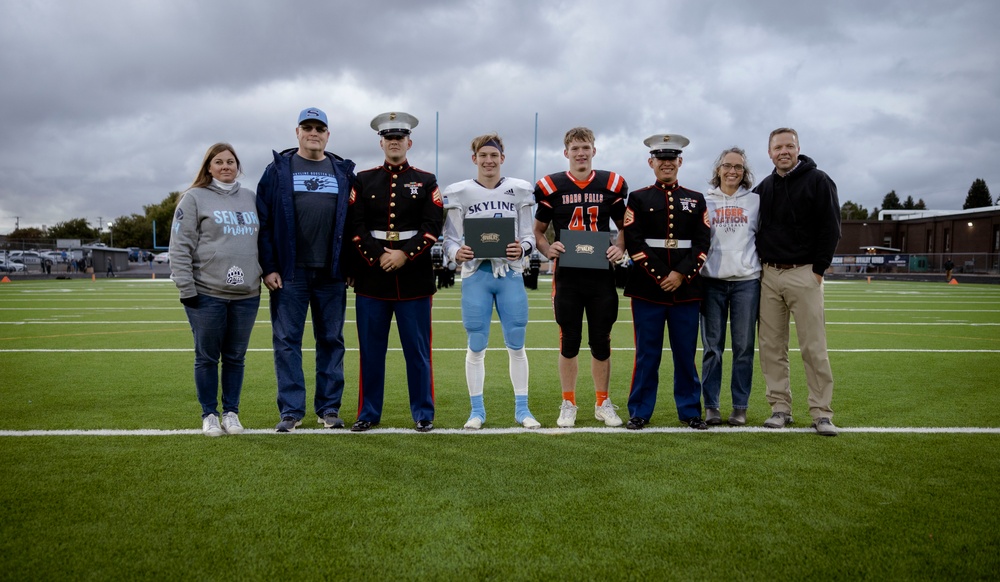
768, 127, 799, 147
470, 133, 504, 153
189, 142, 241, 190
563, 127, 595, 148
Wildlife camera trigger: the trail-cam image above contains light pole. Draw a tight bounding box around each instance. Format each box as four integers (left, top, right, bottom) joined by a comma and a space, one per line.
107, 222, 114, 248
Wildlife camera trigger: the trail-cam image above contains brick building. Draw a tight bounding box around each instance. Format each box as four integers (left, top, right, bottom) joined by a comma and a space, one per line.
837, 207, 1000, 274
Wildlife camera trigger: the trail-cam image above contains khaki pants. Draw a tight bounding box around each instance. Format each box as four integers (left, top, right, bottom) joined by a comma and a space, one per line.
758, 264, 834, 420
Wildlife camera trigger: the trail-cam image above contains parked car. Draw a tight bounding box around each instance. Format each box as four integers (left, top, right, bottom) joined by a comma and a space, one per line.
153, 252, 170, 264
9, 250, 41, 265
0, 258, 26, 273
39, 250, 65, 263
127, 247, 142, 262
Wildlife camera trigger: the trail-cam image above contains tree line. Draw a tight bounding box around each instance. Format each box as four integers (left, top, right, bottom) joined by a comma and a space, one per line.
841, 178, 995, 220
6, 180, 998, 240
7, 192, 181, 249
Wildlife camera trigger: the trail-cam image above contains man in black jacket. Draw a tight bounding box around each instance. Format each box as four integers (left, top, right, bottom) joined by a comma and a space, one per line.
754, 128, 841, 436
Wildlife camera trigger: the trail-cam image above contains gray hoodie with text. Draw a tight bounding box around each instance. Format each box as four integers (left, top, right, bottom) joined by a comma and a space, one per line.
169, 182, 262, 300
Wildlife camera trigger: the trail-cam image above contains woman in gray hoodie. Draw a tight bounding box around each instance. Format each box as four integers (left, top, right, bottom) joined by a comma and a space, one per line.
170, 143, 262, 436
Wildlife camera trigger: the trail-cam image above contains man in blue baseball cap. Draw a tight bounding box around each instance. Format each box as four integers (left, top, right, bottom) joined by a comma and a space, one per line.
256, 107, 357, 433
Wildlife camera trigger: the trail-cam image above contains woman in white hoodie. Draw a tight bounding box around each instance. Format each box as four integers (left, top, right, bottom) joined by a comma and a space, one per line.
699, 147, 760, 426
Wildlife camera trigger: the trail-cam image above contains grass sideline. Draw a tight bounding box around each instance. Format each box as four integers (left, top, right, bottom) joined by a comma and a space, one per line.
1, 278, 999, 580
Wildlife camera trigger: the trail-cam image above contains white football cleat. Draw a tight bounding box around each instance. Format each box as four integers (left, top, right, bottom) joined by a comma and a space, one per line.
520, 415, 541, 429
556, 400, 578, 428
594, 399, 624, 427
464, 416, 484, 430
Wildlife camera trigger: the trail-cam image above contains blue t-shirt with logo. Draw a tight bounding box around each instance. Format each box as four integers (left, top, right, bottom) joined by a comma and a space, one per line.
291, 154, 340, 268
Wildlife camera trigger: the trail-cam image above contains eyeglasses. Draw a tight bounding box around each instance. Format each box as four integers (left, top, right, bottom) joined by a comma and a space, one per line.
299, 125, 328, 133
721, 163, 745, 172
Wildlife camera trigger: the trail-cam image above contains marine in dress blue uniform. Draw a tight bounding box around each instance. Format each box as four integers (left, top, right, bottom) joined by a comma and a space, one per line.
345, 112, 444, 432
623, 134, 711, 430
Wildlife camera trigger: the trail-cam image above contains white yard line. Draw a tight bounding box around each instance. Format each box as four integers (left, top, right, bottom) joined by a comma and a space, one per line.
4, 320, 999, 326
1, 347, 998, 353
1, 426, 997, 437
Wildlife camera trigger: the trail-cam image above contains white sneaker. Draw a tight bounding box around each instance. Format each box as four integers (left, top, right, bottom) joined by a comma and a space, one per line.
521, 415, 541, 429
594, 399, 624, 427
221, 411, 244, 435
202, 414, 224, 437
464, 416, 484, 430
556, 400, 577, 428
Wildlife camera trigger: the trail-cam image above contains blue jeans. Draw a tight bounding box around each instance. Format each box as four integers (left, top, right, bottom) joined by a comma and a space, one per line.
269, 268, 347, 420
700, 278, 760, 410
184, 294, 261, 418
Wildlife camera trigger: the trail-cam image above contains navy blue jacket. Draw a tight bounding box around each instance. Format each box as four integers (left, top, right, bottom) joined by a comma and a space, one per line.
256, 148, 356, 282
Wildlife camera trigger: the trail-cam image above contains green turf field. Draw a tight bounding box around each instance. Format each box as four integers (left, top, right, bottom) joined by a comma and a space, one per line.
1, 278, 998, 580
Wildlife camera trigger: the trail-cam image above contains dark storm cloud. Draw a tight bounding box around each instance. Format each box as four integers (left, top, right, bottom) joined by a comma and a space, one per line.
1, 0, 998, 232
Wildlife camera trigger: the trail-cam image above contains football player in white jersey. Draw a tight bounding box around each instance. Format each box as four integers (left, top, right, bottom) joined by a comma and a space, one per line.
442, 133, 541, 429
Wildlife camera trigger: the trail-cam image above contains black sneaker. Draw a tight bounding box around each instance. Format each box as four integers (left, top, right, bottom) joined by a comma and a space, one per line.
415, 420, 434, 432
275, 416, 302, 433
321, 412, 345, 429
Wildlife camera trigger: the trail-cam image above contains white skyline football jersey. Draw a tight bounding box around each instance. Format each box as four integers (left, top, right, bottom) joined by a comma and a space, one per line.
442, 177, 535, 276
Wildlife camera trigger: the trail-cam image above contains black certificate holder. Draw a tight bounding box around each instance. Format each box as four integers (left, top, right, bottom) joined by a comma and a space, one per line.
465, 217, 516, 259
557, 229, 612, 269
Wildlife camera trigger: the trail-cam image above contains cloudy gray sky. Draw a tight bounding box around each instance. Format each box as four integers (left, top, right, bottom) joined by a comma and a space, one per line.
2, 0, 998, 233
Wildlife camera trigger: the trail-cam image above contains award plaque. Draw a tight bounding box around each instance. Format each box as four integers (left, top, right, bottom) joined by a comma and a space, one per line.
557, 229, 612, 269
465, 217, 515, 259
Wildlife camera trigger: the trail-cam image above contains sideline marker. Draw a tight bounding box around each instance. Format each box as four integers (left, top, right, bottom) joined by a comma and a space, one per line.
152, 273, 156, 280
949, 278, 959, 285
1, 276, 10, 284
91, 273, 96, 282
867, 276, 871, 284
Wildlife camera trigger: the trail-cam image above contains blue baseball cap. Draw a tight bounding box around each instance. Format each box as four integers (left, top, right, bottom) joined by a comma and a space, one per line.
297, 107, 328, 127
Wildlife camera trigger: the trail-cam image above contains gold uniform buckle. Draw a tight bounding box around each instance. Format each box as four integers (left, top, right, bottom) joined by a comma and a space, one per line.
386, 231, 400, 241
664, 239, 679, 249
